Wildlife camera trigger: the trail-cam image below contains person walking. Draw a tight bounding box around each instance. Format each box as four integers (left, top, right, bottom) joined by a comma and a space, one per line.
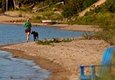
24, 18, 32, 42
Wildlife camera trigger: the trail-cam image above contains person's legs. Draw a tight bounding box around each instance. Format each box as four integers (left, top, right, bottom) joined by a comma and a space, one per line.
25, 29, 31, 42
26, 32, 30, 42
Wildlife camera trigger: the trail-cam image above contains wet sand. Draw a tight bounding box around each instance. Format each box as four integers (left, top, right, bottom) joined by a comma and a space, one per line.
0, 15, 109, 80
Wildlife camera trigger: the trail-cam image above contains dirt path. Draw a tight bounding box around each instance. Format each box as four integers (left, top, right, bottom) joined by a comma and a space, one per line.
79, 0, 106, 17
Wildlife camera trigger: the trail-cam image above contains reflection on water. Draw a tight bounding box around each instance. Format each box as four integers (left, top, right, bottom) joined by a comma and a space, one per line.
0, 24, 84, 45
0, 50, 50, 80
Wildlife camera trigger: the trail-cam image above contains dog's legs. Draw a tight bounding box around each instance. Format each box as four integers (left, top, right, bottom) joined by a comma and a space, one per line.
35, 37, 38, 41
32, 37, 35, 41
37, 34, 39, 40
33, 35, 35, 41
35, 34, 39, 41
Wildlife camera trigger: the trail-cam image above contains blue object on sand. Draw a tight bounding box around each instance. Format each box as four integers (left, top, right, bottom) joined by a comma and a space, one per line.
80, 46, 115, 80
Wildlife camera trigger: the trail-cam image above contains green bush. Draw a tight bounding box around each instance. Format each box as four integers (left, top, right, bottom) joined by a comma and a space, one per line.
62, 0, 83, 18
36, 38, 72, 45
104, 0, 115, 12
82, 0, 98, 10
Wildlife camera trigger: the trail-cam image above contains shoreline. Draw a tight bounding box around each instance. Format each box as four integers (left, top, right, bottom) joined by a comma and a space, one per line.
0, 15, 101, 32
0, 15, 108, 80
0, 40, 109, 80
0, 48, 70, 80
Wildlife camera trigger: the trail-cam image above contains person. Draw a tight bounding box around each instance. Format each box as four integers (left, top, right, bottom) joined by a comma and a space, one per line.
24, 18, 32, 42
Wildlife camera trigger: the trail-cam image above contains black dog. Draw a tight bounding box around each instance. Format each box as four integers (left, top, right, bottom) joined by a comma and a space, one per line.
31, 31, 39, 41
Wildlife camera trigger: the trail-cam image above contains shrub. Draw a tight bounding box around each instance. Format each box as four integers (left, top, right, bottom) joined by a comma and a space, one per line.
62, 0, 83, 18
82, 0, 98, 10
82, 32, 93, 40
36, 38, 72, 45
104, 0, 115, 12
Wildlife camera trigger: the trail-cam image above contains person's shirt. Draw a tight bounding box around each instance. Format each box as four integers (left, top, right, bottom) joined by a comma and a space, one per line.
24, 21, 32, 29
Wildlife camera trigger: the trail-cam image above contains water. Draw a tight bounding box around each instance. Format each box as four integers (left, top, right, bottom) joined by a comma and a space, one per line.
0, 50, 50, 80
0, 24, 84, 45
0, 24, 84, 80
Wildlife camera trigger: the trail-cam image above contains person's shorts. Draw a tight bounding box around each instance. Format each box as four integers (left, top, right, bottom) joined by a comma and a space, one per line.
25, 29, 31, 33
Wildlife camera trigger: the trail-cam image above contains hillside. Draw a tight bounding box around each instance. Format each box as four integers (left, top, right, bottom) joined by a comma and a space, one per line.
1, 0, 103, 23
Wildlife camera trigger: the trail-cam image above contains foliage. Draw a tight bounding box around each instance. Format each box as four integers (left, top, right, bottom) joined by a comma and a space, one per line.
104, 0, 115, 12
31, 9, 63, 22
82, 0, 98, 10
17, 0, 45, 4
82, 32, 93, 40
62, 0, 83, 18
66, 0, 115, 45
76, 15, 96, 25
45, 0, 64, 5
36, 38, 72, 45
75, 11, 115, 44
0, 0, 2, 8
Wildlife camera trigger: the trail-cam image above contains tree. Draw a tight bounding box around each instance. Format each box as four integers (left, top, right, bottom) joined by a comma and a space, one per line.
2, 0, 6, 12
1, 0, 14, 11
0, 0, 2, 8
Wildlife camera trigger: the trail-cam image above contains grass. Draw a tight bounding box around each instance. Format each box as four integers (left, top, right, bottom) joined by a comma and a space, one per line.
67, 11, 115, 45
36, 38, 72, 45
9, 1, 114, 45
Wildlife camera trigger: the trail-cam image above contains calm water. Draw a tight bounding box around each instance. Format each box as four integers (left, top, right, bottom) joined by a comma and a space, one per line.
0, 50, 50, 80
0, 24, 84, 80
0, 24, 84, 45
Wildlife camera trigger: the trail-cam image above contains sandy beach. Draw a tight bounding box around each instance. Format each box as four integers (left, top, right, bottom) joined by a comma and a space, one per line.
0, 15, 110, 80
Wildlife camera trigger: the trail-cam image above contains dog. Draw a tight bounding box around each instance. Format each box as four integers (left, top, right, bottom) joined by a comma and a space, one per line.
31, 31, 39, 41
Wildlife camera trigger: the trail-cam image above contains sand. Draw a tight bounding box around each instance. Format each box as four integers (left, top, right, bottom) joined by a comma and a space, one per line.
0, 40, 109, 80
0, 15, 110, 80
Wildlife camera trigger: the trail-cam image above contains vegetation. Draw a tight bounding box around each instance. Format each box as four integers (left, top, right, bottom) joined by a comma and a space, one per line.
82, 0, 98, 10
82, 32, 93, 40
0, 0, 114, 44
62, 0, 83, 18
36, 38, 72, 45
0, 0, 114, 79
64, 0, 115, 45
0, 0, 96, 17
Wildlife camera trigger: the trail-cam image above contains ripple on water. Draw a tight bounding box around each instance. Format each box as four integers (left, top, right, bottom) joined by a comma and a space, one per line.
0, 50, 51, 80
